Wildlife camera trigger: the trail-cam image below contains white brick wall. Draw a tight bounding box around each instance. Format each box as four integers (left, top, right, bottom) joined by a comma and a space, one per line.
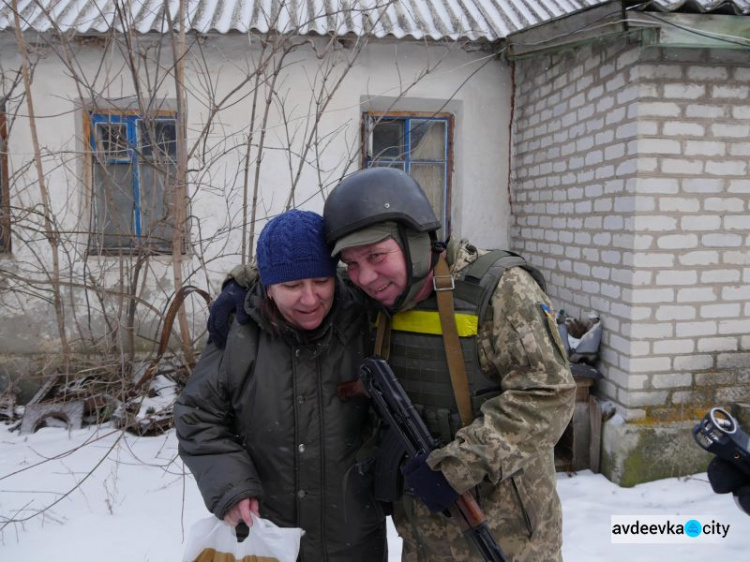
511, 40, 750, 421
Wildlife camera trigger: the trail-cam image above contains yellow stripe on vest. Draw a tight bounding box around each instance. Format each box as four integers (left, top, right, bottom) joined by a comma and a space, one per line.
388, 310, 479, 337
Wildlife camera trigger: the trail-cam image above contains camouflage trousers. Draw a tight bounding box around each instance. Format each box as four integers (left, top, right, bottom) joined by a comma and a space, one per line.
392, 473, 563, 562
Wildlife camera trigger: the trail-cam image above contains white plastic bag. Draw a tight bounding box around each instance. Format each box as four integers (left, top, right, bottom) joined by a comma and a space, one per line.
182, 514, 304, 562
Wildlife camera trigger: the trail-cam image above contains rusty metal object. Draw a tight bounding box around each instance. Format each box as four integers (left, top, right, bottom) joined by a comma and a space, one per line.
134, 284, 211, 391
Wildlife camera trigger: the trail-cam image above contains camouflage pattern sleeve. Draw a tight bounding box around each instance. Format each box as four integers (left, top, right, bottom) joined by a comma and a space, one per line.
426, 266, 576, 493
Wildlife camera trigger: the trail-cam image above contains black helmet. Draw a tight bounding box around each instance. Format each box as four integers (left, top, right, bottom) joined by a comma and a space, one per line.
324, 167, 444, 313
324, 167, 441, 244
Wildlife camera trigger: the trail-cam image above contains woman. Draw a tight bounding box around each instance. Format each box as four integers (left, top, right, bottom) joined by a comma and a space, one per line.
175, 209, 386, 561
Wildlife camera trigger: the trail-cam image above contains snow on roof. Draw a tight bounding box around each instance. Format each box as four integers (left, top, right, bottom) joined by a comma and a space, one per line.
0, 1, 748, 42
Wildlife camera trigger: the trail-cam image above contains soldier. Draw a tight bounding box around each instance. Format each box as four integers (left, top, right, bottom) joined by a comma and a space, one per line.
209, 168, 576, 560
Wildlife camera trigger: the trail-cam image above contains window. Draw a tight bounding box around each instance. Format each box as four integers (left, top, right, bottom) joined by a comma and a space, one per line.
88, 112, 178, 253
0, 106, 9, 254
363, 112, 453, 237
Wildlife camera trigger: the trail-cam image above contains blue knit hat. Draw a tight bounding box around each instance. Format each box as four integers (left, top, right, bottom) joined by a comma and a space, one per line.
257, 210, 338, 286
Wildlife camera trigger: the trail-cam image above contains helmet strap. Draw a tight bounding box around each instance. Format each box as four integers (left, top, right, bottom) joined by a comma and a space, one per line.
390, 226, 439, 312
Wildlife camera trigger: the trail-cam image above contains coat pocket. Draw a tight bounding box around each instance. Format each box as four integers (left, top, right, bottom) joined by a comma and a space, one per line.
510, 474, 538, 538
477, 472, 539, 539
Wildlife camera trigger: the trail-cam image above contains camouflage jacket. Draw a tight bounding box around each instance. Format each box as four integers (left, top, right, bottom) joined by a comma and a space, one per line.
393, 240, 576, 562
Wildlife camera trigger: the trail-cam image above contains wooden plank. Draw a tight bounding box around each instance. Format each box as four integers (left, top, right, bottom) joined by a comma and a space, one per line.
589, 395, 603, 474
571, 401, 590, 471
26, 373, 61, 406
506, 3, 628, 59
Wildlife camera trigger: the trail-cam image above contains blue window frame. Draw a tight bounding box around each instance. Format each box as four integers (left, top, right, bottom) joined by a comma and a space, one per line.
363, 112, 453, 237
89, 112, 178, 253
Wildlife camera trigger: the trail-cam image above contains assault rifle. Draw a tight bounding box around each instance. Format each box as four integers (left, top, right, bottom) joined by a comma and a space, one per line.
339, 356, 507, 562
693, 407, 750, 477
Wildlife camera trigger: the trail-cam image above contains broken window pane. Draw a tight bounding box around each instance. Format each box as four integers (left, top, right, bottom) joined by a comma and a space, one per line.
138, 119, 177, 160
372, 120, 405, 160
410, 120, 446, 161
411, 163, 445, 238
96, 122, 129, 159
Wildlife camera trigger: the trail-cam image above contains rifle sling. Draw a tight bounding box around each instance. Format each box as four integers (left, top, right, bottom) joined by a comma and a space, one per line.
374, 312, 391, 359
433, 256, 474, 426
374, 257, 474, 427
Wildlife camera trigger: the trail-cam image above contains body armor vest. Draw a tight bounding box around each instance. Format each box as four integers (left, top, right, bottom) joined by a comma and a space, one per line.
386, 250, 546, 443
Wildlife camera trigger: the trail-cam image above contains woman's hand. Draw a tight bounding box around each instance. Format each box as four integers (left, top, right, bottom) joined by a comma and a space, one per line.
224, 497, 260, 527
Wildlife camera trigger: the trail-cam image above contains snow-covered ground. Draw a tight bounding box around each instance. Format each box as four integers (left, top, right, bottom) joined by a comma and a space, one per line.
1, 423, 748, 561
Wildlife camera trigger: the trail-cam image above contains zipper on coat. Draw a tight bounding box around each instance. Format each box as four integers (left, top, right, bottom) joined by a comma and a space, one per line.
292, 347, 303, 560
316, 354, 329, 560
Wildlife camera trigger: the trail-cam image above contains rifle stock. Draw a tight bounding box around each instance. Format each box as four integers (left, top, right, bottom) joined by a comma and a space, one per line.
340, 356, 507, 562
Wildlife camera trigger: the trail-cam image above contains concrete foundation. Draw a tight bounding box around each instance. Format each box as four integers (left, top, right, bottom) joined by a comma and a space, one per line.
600, 415, 711, 487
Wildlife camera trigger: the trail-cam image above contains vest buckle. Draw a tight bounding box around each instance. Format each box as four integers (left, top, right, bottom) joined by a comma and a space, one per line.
433, 274, 455, 292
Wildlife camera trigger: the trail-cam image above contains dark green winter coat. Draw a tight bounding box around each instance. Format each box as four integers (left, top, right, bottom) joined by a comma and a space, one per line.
175, 279, 386, 562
